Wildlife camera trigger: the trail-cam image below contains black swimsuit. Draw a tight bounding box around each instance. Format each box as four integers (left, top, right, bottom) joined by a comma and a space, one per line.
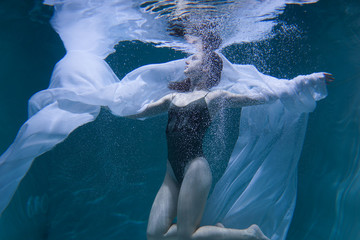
166, 95, 212, 183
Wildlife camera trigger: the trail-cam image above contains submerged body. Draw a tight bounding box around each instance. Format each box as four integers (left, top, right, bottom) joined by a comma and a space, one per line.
127, 49, 276, 239
128, 50, 333, 240
143, 89, 270, 240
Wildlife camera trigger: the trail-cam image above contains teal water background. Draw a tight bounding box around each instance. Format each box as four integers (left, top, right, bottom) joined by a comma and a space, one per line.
0, 0, 359, 239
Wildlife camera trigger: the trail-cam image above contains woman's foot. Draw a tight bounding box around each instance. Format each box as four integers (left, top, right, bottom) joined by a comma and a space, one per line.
247, 224, 270, 240
215, 222, 225, 228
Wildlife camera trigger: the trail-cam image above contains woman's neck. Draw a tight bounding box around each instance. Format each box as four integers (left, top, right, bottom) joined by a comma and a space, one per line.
189, 78, 209, 92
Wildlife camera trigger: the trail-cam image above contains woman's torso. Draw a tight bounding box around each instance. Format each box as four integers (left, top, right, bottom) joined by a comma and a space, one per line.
166, 91, 212, 183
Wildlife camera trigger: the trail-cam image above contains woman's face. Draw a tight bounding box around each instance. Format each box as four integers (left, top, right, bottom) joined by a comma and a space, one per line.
184, 53, 204, 80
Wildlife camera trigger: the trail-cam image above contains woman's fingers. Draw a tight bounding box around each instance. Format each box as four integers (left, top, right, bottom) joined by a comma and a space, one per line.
323, 72, 334, 84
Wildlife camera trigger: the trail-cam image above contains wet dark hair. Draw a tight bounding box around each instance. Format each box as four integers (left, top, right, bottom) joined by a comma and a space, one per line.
201, 32, 222, 52
203, 51, 223, 88
168, 51, 223, 92
168, 78, 191, 92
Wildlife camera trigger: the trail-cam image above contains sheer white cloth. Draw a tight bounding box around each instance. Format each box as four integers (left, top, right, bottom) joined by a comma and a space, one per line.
0, 1, 326, 239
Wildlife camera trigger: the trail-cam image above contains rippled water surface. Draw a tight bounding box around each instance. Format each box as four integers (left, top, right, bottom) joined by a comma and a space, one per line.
0, 0, 359, 239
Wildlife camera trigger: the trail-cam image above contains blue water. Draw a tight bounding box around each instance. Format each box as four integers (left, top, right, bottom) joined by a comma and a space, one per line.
0, 0, 359, 239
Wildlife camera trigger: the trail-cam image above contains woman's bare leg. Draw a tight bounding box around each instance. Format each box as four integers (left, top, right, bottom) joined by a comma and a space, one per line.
177, 157, 270, 240
147, 161, 180, 240
176, 157, 212, 239
191, 224, 270, 240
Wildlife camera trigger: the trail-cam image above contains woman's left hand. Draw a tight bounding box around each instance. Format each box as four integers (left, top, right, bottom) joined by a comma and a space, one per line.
322, 72, 335, 85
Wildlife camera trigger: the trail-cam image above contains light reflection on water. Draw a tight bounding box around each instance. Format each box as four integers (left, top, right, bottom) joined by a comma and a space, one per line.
138, 0, 319, 48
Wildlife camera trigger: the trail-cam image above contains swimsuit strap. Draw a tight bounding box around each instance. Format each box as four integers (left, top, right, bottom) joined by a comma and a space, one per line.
204, 91, 210, 98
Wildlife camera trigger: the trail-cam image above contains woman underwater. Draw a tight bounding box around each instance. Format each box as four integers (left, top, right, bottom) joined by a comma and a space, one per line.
127, 39, 333, 239
0, 1, 335, 239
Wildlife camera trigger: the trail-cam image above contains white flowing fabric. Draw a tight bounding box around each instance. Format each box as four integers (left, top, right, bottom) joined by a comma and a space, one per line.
0, 0, 326, 240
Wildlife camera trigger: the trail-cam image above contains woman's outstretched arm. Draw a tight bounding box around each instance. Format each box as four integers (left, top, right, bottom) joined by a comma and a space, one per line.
209, 72, 334, 109
125, 93, 174, 119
